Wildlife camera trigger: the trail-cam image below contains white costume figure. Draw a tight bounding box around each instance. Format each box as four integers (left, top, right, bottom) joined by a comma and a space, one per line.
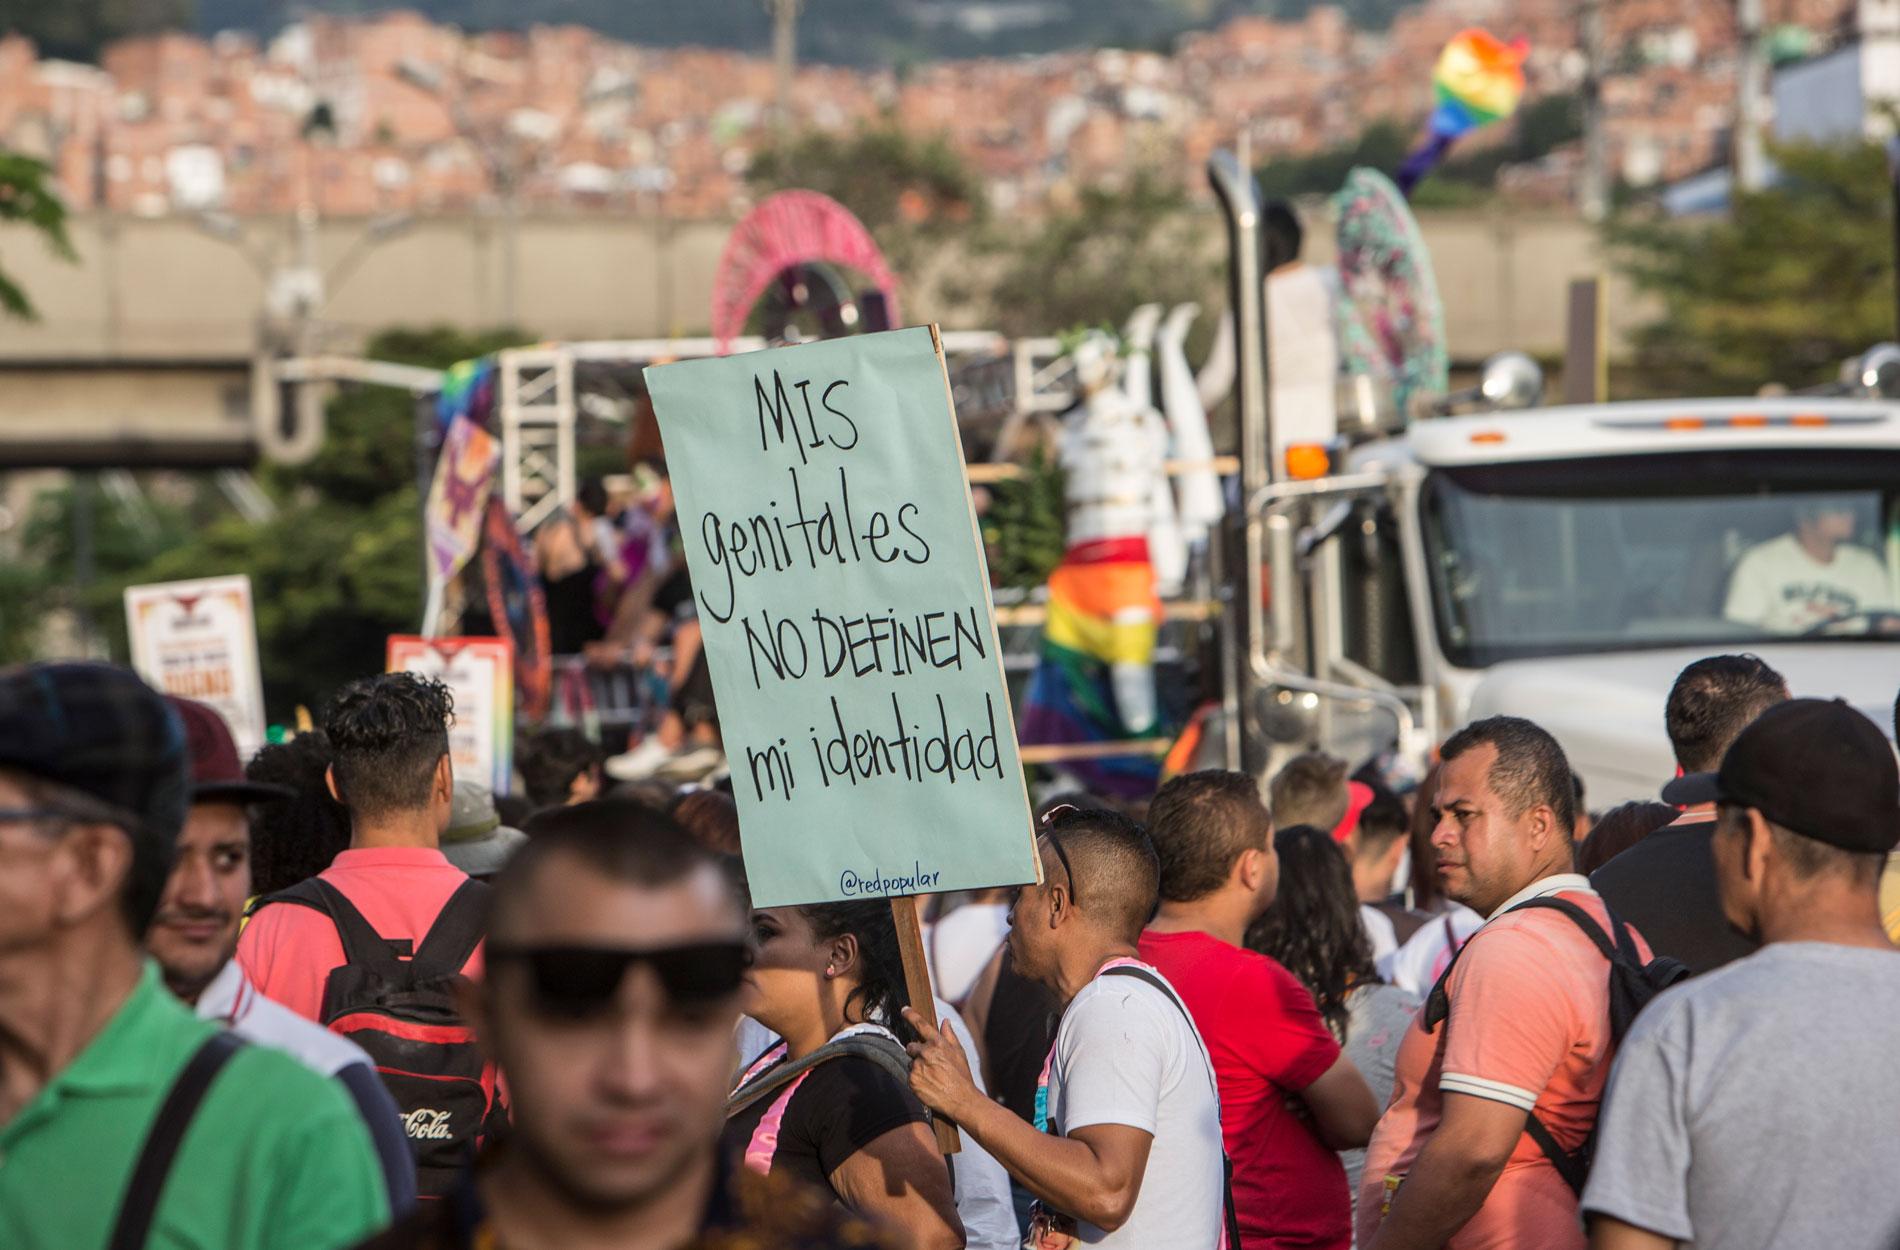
1122, 304, 1189, 596
1060, 332, 1167, 734
1157, 302, 1225, 543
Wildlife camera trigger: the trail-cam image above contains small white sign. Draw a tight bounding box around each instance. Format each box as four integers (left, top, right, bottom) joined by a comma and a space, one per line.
124, 575, 268, 758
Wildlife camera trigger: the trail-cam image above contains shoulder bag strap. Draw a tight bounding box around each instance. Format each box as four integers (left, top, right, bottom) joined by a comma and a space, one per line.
1506, 896, 1618, 961
411, 879, 491, 977
726, 1034, 915, 1120
301, 878, 412, 972
107, 1031, 247, 1250
1522, 1112, 1589, 1196
1099, 965, 1240, 1250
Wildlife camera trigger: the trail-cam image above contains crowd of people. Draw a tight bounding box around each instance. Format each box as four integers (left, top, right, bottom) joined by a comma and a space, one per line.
1, 647, 1897, 1250
533, 462, 727, 788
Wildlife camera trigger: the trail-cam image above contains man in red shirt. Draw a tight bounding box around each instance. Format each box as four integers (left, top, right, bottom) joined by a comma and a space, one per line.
239, 673, 481, 1019
1142, 770, 1380, 1250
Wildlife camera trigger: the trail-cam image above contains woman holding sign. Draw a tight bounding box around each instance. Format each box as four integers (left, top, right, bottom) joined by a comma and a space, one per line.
725, 900, 966, 1249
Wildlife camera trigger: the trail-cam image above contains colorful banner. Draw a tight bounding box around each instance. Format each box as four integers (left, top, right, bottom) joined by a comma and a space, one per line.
424, 415, 499, 590
386, 635, 515, 796
124, 575, 268, 758
645, 326, 1041, 906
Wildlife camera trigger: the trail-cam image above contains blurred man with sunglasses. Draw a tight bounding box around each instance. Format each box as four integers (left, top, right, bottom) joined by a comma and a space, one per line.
358, 800, 901, 1249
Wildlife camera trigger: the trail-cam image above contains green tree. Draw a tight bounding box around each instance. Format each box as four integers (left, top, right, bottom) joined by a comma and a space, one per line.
0, 478, 197, 663
0, 149, 74, 320
1255, 96, 1582, 205
975, 170, 1218, 338
79, 325, 531, 717
1612, 142, 1894, 395
746, 122, 987, 275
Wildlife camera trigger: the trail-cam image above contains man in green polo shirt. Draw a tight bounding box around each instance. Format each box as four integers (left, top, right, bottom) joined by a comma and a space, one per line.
0, 662, 391, 1250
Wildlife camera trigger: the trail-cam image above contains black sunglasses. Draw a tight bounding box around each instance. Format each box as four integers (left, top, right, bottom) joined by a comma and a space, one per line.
1038, 804, 1082, 905
487, 941, 750, 1020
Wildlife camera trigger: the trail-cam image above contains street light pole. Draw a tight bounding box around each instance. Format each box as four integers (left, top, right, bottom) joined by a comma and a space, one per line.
768, 0, 802, 131
1578, 0, 1609, 221
1734, 0, 1770, 195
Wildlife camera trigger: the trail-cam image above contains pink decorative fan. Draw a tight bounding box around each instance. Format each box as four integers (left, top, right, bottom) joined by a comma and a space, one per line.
709, 190, 900, 353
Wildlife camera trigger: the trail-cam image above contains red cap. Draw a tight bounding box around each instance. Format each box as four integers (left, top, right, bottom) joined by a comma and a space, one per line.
1331, 780, 1374, 844
165, 696, 293, 806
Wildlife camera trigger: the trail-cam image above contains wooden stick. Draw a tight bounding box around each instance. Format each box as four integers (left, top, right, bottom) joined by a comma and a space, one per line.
889, 894, 962, 1155
965, 456, 1239, 484
992, 599, 1221, 626
1017, 737, 1174, 764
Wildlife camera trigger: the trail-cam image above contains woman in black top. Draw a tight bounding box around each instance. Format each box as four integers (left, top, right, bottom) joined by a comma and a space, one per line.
724, 900, 962, 1249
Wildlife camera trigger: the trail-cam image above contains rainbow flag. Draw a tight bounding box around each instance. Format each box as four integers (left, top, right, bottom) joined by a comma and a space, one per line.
1397, 28, 1527, 195
1429, 29, 1527, 139
1020, 537, 1163, 798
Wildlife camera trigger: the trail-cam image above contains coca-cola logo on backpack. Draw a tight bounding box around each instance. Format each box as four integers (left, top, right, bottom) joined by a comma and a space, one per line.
255, 877, 499, 1200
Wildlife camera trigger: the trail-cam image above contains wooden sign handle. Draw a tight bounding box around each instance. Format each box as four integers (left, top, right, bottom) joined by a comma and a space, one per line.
890, 894, 963, 1155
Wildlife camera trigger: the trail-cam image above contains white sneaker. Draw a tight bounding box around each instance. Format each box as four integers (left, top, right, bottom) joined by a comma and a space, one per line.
655, 745, 726, 781
605, 736, 675, 781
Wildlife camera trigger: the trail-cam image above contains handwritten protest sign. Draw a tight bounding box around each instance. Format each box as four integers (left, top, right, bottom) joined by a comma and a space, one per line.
646, 326, 1040, 907
387, 635, 515, 796
125, 575, 268, 757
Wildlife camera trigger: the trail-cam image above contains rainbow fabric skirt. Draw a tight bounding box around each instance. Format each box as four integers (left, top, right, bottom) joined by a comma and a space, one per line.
1020, 537, 1163, 798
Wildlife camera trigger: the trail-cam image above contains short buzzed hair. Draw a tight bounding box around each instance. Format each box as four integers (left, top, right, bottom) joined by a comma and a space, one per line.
1667, 655, 1789, 773
1043, 805, 1159, 942
1269, 752, 1350, 831
1147, 770, 1271, 902
1440, 716, 1576, 835
497, 799, 744, 939
324, 673, 453, 821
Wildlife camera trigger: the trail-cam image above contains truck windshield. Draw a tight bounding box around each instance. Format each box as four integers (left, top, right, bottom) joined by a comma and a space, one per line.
1422, 450, 1900, 666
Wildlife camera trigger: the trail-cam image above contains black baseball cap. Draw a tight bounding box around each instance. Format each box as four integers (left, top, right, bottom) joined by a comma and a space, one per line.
0, 662, 190, 848
1662, 697, 1900, 853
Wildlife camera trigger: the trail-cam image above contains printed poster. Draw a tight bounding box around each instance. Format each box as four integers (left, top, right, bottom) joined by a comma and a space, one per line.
387, 635, 515, 797
124, 575, 268, 758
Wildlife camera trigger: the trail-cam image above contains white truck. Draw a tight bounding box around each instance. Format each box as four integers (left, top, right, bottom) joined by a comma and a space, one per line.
1249, 393, 1900, 805
1204, 152, 1900, 802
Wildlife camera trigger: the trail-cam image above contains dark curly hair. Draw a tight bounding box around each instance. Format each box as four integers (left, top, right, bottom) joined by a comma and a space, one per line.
798, 899, 919, 1047
1247, 824, 1377, 1041
245, 730, 352, 895
323, 673, 453, 821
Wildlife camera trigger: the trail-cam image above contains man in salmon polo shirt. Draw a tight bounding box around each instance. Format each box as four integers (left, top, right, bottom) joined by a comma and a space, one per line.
1360, 717, 1649, 1250
238, 673, 482, 1020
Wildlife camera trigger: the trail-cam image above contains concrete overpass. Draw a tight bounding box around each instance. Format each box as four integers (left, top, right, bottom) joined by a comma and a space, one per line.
0, 208, 1633, 467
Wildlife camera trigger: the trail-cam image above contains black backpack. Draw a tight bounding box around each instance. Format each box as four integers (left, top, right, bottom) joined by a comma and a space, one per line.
253, 877, 497, 1199
1424, 895, 1690, 1194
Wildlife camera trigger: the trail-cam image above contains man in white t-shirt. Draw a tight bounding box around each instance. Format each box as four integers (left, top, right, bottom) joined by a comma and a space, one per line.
905, 806, 1226, 1249
1724, 500, 1895, 633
